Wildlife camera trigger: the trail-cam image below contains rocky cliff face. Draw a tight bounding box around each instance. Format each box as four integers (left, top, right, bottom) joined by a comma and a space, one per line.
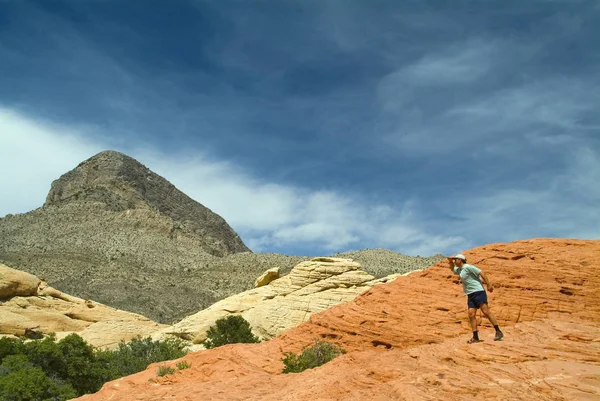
75, 239, 600, 401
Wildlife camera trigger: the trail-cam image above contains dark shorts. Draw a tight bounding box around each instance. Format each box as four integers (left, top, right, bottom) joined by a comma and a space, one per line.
467, 290, 488, 309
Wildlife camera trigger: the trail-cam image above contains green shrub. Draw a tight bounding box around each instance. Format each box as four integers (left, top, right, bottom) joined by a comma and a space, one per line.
176, 361, 191, 370
0, 334, 188, 400
97, 336, 187, 378
0, 354, 33, 374
204, 315, 260, 349
0, 367, 77, 401
0, 337, 24, 363
0, 355, 76, 401
282, 340, 346, 374
21, 334, 63, 374
58, 334, 103, 394
157, 365, 175, 376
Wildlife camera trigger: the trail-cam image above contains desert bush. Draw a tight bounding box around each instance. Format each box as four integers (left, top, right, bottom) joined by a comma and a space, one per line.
21, 334, 63, 374
0, 354, 76, 401
176, 360, 191, 370
0, 337, 24, 363
57, 334, 103, 394
0, 366, 77, 401
157, 365, 176, 376
0, 354, 34, 375
204, 315, 260, 349
0, 334, 188, 400
282, 340, 346, 374
97, 336, 187, 378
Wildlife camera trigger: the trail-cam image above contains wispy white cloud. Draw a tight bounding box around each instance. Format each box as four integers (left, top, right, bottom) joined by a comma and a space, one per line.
430, 145, 600, 245
381, 75, 600, 155
374, 37, 534, 117
393, 39, 498, 86
447, 79, 599, 132
370, 37, 600, 247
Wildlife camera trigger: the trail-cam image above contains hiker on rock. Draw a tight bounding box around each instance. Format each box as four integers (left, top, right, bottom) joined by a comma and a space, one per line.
448, 254, 504, 343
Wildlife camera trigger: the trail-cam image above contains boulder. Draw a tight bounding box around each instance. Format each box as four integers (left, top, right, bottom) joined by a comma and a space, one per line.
0, 264, 40, 298
254, 267, 280, 287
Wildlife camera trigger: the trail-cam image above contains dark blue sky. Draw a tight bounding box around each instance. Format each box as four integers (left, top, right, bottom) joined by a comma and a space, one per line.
1, 0, 599, 256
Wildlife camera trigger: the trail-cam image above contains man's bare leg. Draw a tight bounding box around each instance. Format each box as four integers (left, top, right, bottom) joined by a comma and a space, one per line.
480, 303, 503, 340
468, 308, 478, 331
467, 308, 481, 343
480, 303, 498, 326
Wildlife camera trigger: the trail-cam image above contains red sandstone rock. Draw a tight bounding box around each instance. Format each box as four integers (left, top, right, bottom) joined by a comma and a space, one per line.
76, 239, 600, 400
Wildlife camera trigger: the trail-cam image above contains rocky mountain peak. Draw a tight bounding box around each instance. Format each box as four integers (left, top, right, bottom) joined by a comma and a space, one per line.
45, 150, 157, 207
44, 150, 250, 256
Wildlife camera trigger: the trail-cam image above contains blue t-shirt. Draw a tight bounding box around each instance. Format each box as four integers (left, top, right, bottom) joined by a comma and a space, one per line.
453, 264, 484, 295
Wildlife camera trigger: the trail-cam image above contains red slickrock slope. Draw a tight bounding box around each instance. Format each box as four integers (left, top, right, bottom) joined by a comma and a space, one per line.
76, 239, 600, 400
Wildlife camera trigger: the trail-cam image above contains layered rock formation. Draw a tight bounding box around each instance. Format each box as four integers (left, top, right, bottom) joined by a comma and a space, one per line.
76, 239, 600, 400
152, 257, 406, 345
0, 263, 164, 348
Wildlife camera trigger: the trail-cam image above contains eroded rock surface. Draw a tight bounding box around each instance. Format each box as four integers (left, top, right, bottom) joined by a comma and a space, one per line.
0, 263, 165, 348
152, 257, 402, 344
254, 267, 280, 288
0, 265, 40, 297
76, 239, 600, 400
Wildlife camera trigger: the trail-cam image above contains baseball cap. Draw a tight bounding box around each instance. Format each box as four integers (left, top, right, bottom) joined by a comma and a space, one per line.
452, 254, 466, 261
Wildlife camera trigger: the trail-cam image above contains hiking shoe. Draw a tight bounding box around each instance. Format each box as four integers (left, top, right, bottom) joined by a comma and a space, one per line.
494, 331, 504, 341
467, 338, 483, 344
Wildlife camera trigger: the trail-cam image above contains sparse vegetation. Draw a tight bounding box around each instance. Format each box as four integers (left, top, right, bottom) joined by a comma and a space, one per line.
176, 360, 191, 370
282, 340, 346, 374
157, 365, 176, 376
204, 315, 260, 349
0, 334, 187, 401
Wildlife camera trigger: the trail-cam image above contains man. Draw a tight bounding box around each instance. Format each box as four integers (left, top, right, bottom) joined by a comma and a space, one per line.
448, 254, 504, 343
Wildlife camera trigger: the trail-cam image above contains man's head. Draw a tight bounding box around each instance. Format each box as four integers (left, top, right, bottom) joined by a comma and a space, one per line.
451, 254, 467, 267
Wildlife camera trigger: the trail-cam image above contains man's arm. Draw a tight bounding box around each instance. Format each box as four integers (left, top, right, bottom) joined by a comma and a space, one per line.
447, 258, 456, 273
479, 270, 494, 292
